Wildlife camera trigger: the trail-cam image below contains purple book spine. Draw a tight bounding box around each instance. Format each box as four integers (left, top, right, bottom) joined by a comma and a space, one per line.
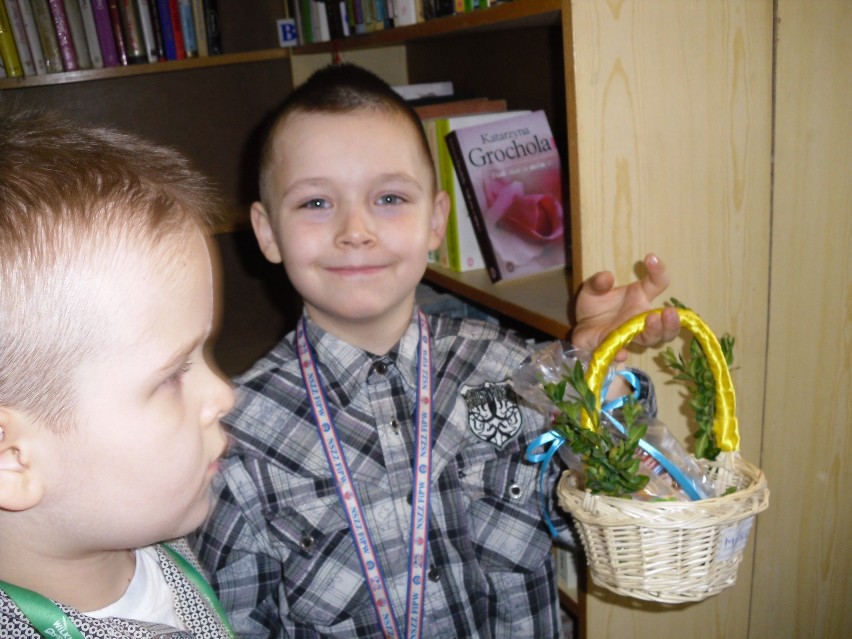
46, 0, 78, 71
90, 0, 117, 66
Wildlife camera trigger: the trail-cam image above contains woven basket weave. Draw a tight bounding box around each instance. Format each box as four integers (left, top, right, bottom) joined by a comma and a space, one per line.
556, 308, 769, 603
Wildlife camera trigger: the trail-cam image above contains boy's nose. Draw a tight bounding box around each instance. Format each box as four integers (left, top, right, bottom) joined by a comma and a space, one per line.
335, 205, 375, 247
201, 367, 235, 428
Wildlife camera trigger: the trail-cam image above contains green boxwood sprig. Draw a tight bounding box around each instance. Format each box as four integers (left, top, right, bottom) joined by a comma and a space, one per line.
543, 361, 649, 497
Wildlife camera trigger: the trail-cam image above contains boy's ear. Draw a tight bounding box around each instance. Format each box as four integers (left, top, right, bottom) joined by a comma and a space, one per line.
0, 410, 45, 512
250, 202, 283, 264
428, 190, 450, 251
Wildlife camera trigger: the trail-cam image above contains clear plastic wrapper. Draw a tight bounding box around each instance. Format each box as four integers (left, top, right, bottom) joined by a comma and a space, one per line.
515, 342, 717, 502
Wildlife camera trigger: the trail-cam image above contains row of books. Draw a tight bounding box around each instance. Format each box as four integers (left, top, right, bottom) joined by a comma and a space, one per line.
410, 88, 567, 283
0, 0, 221, 79
290, 0, 501, 46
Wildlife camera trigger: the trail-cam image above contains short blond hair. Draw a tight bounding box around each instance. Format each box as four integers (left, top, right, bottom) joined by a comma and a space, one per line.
0, 109, 219, 429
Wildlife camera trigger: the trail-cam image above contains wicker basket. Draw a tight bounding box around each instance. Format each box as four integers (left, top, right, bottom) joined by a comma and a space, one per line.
556, 308, 769, 603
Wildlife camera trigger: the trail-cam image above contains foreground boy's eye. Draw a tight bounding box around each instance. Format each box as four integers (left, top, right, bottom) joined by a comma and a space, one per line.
164, 361, 192, 387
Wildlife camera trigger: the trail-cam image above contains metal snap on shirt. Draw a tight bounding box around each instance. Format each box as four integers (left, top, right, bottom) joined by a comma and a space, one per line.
427, 566, 440, 582
300, 534, 315, 551
390, 417, 400, 433
508, 484, 522, 499
371, 360, 388, 375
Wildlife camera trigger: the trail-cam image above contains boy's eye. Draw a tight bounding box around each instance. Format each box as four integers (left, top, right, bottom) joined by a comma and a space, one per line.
164, 361, 192, 387
376, 194, 406, 205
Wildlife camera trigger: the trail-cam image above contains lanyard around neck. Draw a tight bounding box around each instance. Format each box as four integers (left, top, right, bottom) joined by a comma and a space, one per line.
296, 311, 434, 639
0, 544, 235, 638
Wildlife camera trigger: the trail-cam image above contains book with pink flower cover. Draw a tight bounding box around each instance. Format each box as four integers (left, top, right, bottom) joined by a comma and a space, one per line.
445, 109, 566, 282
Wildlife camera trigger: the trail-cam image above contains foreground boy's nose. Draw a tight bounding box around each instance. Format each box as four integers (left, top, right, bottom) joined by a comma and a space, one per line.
201, 368, 235, 428
335, 206, 376, 248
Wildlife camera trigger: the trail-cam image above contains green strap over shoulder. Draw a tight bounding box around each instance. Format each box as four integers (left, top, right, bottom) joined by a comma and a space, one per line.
0, 580, 87, 639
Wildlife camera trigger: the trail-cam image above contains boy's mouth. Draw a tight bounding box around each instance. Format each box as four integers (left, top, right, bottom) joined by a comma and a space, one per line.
326, 264, 387, 276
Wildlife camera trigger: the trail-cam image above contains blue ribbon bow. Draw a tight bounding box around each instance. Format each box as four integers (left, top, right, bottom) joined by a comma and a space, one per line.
526, 370, 704, 538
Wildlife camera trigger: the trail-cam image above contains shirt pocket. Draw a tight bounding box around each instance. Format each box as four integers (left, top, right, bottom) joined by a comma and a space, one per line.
458, 441, 553, 574
267, 497, 373, 628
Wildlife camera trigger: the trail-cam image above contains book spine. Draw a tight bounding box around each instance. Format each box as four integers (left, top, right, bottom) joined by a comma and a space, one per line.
0, 0, 24, 77
350, 0, 363, 35
445, 129, 501, 281
189, 0, 204, 55
15, 0, 47, 73
76, 0, 104, 67
134, 0, 158, 61
200, 0, 218, 53
89, 0, 117, 66
372, 0, 384, 30
153, 0, 174, 58
143, 0, 164, 59
5, 0, 37, 75
117, 0, 145, 63
176, 0, 194, 56
394, 0, 416, 27
63, 0, 92, 68
28, 0, 63, 72
47, 0, 79, 70
297, 0, 310, 43
166, 0, 184, 59
105, 0, 127, 64
434, 118, 462, 271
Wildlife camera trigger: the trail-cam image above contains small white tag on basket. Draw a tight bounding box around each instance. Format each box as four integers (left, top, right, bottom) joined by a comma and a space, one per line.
717, 517, 755, 561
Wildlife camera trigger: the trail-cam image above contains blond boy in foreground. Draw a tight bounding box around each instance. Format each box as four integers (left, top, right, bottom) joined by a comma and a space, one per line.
0, 110, 236, 637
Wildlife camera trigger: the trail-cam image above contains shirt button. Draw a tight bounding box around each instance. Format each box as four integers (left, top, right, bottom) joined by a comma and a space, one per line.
390, 417, 400, 433
300, 534, 315, 551
508, 484, 522, 499
372, 360, 388, 375
427, 566, 440, 582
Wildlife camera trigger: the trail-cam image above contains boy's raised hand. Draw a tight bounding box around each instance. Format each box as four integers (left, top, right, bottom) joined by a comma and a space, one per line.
571, 254, 681, 362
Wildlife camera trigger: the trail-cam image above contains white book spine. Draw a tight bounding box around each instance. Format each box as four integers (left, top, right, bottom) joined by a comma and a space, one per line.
76, 0, 103, 67
6, 0, 37, 75
63, 0, 93, 68
393, 0, 417, 27
135, 0, 157, 62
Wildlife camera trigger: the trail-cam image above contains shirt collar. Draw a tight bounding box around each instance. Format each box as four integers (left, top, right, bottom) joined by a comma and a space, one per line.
302, 308, 423, 405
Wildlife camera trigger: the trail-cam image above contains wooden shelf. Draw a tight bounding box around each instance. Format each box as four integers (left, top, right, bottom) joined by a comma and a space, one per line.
295, 0, 561, 54
0, 49, 290, 89
424, 264, 572, 339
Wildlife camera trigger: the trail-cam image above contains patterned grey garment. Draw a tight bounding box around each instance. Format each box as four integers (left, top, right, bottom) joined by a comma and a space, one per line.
193, 311, 656, 639
0, 539, 232, 638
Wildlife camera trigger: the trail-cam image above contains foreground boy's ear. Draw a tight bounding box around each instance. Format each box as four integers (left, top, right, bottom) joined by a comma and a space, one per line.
0, 410, 45, 512
250, 202, 283, 264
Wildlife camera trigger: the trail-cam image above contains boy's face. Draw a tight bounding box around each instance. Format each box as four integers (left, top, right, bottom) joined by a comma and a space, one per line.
253, 109, 449, 352
31, 231, 234, 550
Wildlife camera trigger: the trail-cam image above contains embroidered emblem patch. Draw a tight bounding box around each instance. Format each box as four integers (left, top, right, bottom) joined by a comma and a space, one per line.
461, 379, 523, 449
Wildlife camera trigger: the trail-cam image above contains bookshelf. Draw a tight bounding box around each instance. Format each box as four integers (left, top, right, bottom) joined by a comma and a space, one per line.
0, 48, 290, 88
1, 2, 785, 638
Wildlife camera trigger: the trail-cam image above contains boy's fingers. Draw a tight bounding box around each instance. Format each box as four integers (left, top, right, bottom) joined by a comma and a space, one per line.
640, 254, 670, 300
585, 269, 615, 295
636, 307, 681, 346
660, 306, 682, 342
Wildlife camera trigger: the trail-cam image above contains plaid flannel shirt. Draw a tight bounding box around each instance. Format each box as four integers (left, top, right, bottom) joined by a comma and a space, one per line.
194, 312, 652, 638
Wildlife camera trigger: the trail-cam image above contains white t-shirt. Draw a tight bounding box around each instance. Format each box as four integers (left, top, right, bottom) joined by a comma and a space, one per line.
86, 546, 185, 630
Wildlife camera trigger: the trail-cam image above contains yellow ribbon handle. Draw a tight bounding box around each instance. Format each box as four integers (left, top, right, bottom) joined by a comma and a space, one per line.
580, 308, 739, 452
